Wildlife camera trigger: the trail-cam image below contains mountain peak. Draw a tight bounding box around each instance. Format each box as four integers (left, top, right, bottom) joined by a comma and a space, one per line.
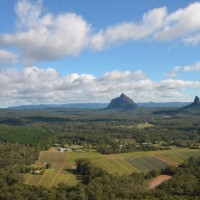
194, 96, 200, 104
181, 96, 200, 111
120, 93, 126, 97
106, 93, 138, 110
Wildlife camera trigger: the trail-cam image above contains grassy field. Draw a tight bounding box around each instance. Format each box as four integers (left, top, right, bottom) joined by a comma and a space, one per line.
136, 122, 155, 129
24, 148, 200, 188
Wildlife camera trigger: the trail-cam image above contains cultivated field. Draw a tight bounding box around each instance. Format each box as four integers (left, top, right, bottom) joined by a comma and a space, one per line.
24, 148, 200, 188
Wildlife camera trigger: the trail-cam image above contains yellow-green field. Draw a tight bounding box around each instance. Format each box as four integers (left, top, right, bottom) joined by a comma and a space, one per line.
120, 122, 155, 129
136, 122, 155, 129
24, 148, 200, 188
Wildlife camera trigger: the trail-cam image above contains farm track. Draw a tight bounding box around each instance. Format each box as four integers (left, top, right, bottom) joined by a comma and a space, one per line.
26, 151, 73, 187
26, 151, 52, 186
49, 152, 70, 187
38, 159, 58, 186
65, 174, 71, 184
25, 174, 32, 184
50, 163, 64, 187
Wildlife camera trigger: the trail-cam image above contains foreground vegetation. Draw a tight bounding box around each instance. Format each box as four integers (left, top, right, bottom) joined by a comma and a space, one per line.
0, 107, 200, 199
0, 141, 200, 199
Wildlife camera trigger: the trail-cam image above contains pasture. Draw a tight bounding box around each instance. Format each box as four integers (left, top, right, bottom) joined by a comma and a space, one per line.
24, 148, 200, 188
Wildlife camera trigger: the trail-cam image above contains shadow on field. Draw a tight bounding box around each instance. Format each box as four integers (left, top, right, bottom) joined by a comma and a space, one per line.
66, 168, 83, 182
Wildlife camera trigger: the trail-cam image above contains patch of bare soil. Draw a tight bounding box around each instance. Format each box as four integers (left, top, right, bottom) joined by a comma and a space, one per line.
148, 175, 171, 190
49, 147, 58, 152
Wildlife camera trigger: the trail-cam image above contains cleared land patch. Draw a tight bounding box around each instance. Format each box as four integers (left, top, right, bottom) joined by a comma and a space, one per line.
148, 175, 171, 190
24, 148, 200, 188
137, 122, 155, 129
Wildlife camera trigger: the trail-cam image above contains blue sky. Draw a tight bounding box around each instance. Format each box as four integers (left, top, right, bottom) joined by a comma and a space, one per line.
0, 0, 200, 106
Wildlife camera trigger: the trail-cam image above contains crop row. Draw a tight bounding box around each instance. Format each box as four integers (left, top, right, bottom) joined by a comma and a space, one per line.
156, 151, 200, 166
124, 156, 172, 172
125, 158, 149, 172
181, 151, 200, 158
143, 156, 170, 169
38, 151, 66, 163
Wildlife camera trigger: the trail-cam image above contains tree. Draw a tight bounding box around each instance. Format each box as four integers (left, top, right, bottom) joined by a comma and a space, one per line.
46, 162, 51, 169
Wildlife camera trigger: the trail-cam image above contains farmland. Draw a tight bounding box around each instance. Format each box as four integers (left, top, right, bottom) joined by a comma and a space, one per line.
24, 148, 200, 187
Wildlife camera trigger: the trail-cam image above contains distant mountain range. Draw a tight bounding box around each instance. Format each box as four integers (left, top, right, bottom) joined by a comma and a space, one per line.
8, 103, 108, 110
7, 97, 192, 110
154, 96, 200, 114
138, 102, 190, 108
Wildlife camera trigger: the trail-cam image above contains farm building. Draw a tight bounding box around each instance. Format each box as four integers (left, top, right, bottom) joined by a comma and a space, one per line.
58, 147, 67, 152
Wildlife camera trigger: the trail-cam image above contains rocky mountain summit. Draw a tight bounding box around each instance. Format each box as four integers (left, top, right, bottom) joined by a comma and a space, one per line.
181, 96, 200, 110
193, 96, 200, 105
106, 93, 138, 110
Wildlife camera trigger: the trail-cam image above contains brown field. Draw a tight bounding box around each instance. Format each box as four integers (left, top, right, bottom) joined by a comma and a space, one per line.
148, 175, 171, 189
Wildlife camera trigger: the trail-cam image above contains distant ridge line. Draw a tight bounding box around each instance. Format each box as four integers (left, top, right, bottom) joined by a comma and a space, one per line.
7, 102, 192, 110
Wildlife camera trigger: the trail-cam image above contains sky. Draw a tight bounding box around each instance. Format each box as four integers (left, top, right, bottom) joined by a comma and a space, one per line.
1, 0, 200, 107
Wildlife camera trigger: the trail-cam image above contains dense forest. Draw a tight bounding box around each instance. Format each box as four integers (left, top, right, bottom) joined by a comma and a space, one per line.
0, 108, 200, 199
0, 108, 199, 153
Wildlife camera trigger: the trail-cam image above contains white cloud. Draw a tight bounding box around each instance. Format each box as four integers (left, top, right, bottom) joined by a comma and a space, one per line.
0, 67, 199, 107
184, 33, 200, 45
103, 70, 147, 81
92, 2, 200, 48
183, 62, 200, 72
1, 1, 200, 63
158, 79, 200, 90
91, 7, 167, 49
0, 49, 18, 66
1, 0, 90, 61
14, 0, 43, 30
166, 61, 200, 78
0, 49, 17, 62
155, 2, 200, 42
165, 66, 181, 78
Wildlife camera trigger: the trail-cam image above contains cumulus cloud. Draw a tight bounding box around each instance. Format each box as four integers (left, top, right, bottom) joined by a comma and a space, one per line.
166, 61, 200, 78
155, 2, 200, 42
183, 62, 200, 72
1, 1, 200, 63
92, 2, 200, 48
103, 70, 147, 81
14, 0, 43, 30
0, 66, 199, 107
158, 79, 200, 90
0, 49, 18, 66
91, 7, 167, 49
1, 0, 90, 61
